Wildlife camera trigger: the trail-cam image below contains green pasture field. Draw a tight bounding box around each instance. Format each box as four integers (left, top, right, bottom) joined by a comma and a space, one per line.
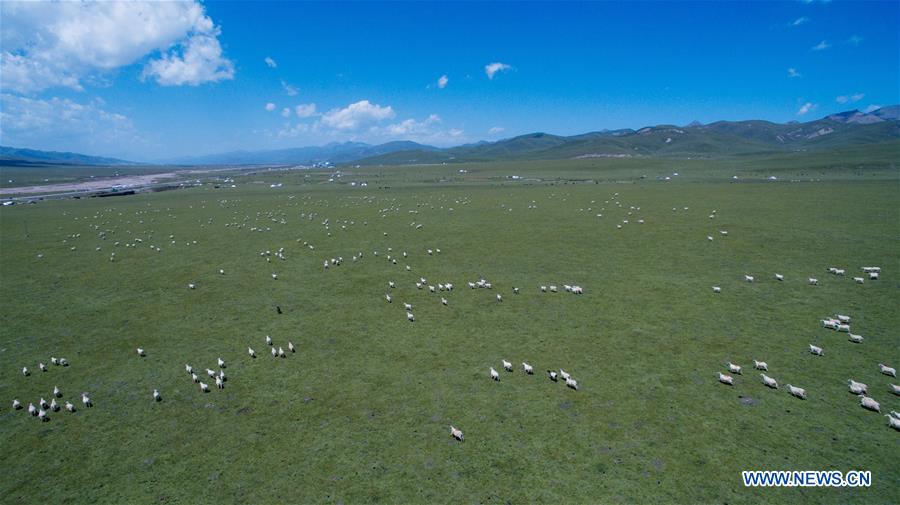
0, 152, 898, 504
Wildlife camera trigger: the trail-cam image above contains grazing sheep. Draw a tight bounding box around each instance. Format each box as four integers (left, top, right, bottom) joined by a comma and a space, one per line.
786, 384, 807, 400
837, 324, 850, 333
50, 399, 59, 411
188, 283, 196, 289
513, 287, 519, 294
39, 398, 49, 409
407, 312, 415, 322
192, 372, 199, 382
185, 364, 193, 374
429, 285, 436, 293
712, 286, 721, 293
404, 303, 412, 311
753, 360, 768, 371
887, 415, 900, 431
12, 399, 21, 410
858, 395, 880, 412
248, 347, 256, 358
718, 372, 734, 385
892, 411, 900, 420
53, 386, 61, 398
522, 363, 534, 374
388, 281, 395, 289
28, 403, 37, 416
727, 362, 742, 375
199, 382, 210, 392
206, 368, 216, 378
38, 409, 48, 422
278, 347, 286, 357
502, 360, 513, 372
549, 285, 558, 293
58, 358, 68, 367
441, 297, 448, 306
219, 370, 226, 382
890, 384, 900, 396
496, 294, 502, 302
51, 357, 58, 366
869, 272, 879, 280
266, 335, 273, 346
540, 285, 547, 292
39, 363, 47, 372
744, 275, 754, 282
565, 377, 578, 390
848, 379, 868, 394
808, 278, 818, 285
848, 333, 864, 343
760, 374, 778, 389
218, 358, 225, 368
81, 393, 92, 407
836, 315, 850, 323
288, 342, 295, 353
560, 369, 571, 381
65, 402, 75, 413
450, 425, 464, 441
809, 345, 824, 356
490, 367, 500, 381
137, 348, 145, 357
271, 347, 277, 357
547, 370, 558, 381
385, 293, 393, 304
878, 364, 896, 377
707, 235, 714, 241
153, 389, 161, 401
216, 376, 224, 389
775, 274, 784, 281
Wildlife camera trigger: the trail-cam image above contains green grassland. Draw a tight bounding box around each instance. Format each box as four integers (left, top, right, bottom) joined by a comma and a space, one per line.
0, 151, 898, 504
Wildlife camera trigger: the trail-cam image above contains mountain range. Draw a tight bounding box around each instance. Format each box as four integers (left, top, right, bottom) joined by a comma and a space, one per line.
2, 106, 897, 167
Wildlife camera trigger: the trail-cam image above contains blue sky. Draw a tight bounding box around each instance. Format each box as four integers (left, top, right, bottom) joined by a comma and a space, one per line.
1, 1, 897, 161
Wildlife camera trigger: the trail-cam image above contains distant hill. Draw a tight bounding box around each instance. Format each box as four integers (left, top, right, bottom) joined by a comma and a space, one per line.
162, 140, 439, 165
0, 146, 138, 166
355, 106, 900, 165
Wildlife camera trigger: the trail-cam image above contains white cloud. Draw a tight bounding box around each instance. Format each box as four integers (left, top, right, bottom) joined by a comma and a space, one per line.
277, 122, 311, 139
836, 93, 865, 104
281, 80, 299, 96
320, 100, 395, 130
811, 40, 830, 51
797, 102, 816, 115
281, 107, 291, 118
383, 114, 441, 136
791, 16, 809, 26
485, 62, 512, 80
488, 126, 505, 135
787, 68, 802, 78
0, 0, 233, 93
846, 35, 863, 46
437, 75, 448, 89
265, 57, 277, 68
265, 102, 276, 111
294, 103, 317, 118
0, 93, 139, 155
863, 104, 881, 113
142, 32, 234, 86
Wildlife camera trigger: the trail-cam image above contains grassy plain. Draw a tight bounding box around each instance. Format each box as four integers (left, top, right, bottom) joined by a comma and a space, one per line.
0, 152, 898, 504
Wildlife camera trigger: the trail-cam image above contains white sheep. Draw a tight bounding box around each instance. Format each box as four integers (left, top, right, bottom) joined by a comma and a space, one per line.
808, 278, 818, 285
192, 372, 199, 382
848, 379, 867, 394
271, 347, 277, 357
853, 276, 864, 284
502, 360, 512, 372
188, 283, 196, 289
53, 386, 61, 398
248, 347, 256, 358
547, 370, 558, 381
58, 358, 68, 366
51, 357, 58, 366
718, 372, 734, 385
760, 374, 778, 389
753, 360, 768, 371
496, 294, 502, 302
185, 364, 193, 374
216, 376, 224, 389
809, 344, 824, 356
869, 272, 879, 280
490, 367, 500, 381
560, 369, 571, 381
288, 342, 295, 353
219, 370, 226, 382
775, 274, 784, 281
859, 395, 880, 412
513, 287, 519, 294
887, 415, 900, 431
786, 384, 807, 400
450, 425, 464, 441
837, 324, 850, 333
836, 315, 850, 323
522, 363, 534, 374
540, 285, 547, 292
385, 294, 393, 304
707, 235, 714, 241
28, 403, 37, 416
218, 358, 225, 368
50, 399, 59, 411
136, 348, 145, 357
565, 377, 578, 390
388, 281, 395, 289
891, 384, 900, 396
266, 335, 273, 346
404, 303, 412, 311
200, 382, 210, 392
727, 362, 742, 375
879, 363, 896, 377
39, 363, 47, 372
407, 312, 415, 322
441, 297, 448, 306
12, 399, 21, 410
153, 389, 161, 401
848, 333, 864, 343
744, 275, 754, 282
38, 409, 48, 422
549, 285, 558, 293
39, 398, 49, 409
206, 368, 216, 377
81, 393, 92, 407
65, 402, 75, 413
712, 286, 721, 293
278, 347, 285, 357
